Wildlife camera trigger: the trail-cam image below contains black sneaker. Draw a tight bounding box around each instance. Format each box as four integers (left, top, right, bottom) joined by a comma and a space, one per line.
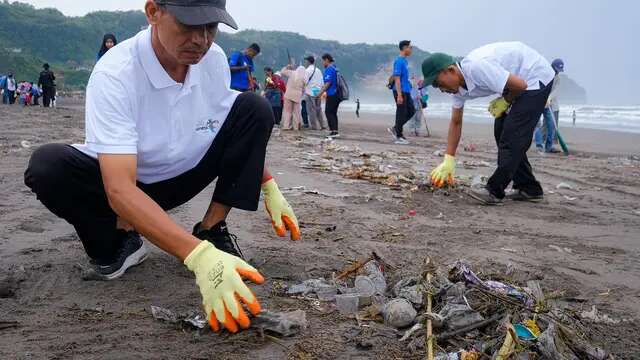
93, 230, 149, 280
505, 189, 544, 203
468, 187, 504, 206
192, 221, 244, 259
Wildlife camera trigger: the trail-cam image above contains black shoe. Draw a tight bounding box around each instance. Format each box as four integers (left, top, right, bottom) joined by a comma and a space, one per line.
193, 221, 244, 259
505, 189, 544, 203
93, 230, 149, 280
468, 187, 504, 206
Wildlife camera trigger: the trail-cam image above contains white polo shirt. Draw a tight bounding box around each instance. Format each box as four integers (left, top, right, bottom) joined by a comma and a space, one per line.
73, 27, 239, 184
452, 42, 555, 109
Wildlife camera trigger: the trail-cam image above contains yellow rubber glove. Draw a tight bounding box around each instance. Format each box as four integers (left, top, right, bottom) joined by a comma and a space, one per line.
430, 154, 456, 188
262, 179, 300, 241
488, 97, 510, 119
185, 241, 265, 333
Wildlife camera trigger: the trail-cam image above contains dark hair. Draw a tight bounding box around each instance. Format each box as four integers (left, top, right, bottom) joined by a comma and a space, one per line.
43, 63, 50, 70
98, 34, 118, 60
304, 56, 315, 64
399, 40, 411, 51
248, 43, 261, 54
321, 53, 334, 63
264, 66, 273, 73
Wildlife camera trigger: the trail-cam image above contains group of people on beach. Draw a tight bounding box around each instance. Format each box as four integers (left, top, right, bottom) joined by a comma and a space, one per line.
0, 63, 57, 107
22, 0, 574, 336
227, 43, 345, 138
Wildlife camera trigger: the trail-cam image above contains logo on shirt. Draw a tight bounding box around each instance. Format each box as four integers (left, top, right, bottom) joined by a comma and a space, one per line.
195, 118, 221, 134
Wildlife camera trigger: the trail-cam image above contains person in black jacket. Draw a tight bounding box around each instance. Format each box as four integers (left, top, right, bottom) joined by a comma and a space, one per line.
38, 63, 56, 108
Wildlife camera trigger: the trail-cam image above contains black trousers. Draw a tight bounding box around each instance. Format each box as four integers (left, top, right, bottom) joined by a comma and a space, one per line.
24, 92, 274, 264
272, 106, 282, 126
42, 87, 55, 107
325, 94, 341, 131
393, 91, 416, 138
487, 81, 553, 199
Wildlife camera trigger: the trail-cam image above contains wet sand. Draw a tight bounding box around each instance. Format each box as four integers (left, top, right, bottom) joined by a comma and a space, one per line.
1, 104, 639, 358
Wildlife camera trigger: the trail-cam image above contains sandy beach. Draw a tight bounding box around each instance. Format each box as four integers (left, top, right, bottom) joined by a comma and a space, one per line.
1, 103, 639, 359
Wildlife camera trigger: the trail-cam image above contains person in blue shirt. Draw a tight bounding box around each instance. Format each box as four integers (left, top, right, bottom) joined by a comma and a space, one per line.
388, 40, 415, 145
229, 43, 260, 92
319, 53, 340, 138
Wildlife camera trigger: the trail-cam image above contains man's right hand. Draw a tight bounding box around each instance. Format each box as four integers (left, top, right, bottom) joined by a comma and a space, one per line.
396, 93, 404, 105
184, 242, 265, 333
430, 154, 456, 188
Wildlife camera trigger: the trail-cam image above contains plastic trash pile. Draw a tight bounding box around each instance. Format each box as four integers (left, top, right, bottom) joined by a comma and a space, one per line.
286, 257, 614, 359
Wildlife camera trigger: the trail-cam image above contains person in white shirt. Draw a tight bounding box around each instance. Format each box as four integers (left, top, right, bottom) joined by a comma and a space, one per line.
422, 42, 556, 205
302, 56, 327, 130
24, 0, 300, 335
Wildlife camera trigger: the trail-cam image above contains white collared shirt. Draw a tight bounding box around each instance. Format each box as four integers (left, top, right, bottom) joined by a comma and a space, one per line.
73, 27, 238, 184
304, 65, 324, 96
452, 42, 555, 109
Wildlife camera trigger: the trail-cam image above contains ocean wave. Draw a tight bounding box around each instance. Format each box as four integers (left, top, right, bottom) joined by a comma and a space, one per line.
341, 102, 640, 134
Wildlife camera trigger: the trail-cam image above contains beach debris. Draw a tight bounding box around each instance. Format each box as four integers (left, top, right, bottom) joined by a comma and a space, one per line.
563, 195, 578, 201
434, 351, 481, 360
439, 303, 484, 331
556, 182, 576, 190
253, 310, 307, 337
433, 150, 445, 157
494, 319, 518, 360
548, 245, 573, 254
580, 305, 621, 325
393, 277, 424, 307
463, 160, 491, 169
355, 275, 376, 296
514, 323, 538, 341
150, 305, 207, 329
408, 209, 417, 216
463, 143, 477, 152
20, 140, 32, 149
449, 260, 533, 307
336, 251, 388, 281
336, 294, 360, 316
537, 324, 574, 360
286, 278, 337, 300
362, 261, 387, 295
383, 298, 417, 328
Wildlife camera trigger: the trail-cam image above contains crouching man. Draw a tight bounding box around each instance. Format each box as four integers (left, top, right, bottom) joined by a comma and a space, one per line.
24, 0, 299, 333
422, 42, 556, 205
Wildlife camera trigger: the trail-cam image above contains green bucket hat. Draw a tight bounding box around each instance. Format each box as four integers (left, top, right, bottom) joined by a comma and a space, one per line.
422, 53, 456, 86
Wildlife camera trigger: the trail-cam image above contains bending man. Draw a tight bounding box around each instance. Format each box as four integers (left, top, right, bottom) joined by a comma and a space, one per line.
24, 0, 299, 334
423, 42, 555, 205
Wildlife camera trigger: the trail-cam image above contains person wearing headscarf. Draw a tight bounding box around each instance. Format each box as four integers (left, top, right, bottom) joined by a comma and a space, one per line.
97, 34, 118, 61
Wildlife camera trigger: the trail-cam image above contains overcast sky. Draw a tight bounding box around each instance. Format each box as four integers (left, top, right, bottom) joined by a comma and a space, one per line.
18, 0, 638, 104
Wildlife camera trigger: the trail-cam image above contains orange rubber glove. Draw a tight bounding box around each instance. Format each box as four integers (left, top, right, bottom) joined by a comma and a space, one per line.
184, 242, 265, 333
262, 179, 301, 241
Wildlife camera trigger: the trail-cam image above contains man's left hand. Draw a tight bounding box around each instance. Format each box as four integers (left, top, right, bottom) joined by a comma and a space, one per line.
262, 179, 300, 241
488, 97, 510, 119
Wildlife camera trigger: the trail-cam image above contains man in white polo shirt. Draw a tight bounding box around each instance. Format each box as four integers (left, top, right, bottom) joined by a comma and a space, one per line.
422, 42, 555, 205
24, 0, 299, 334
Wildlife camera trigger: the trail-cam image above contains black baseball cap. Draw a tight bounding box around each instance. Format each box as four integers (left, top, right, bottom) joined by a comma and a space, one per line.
156, 0, 238, 29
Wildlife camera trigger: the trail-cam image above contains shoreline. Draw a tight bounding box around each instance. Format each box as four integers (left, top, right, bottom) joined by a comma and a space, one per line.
337, 110, 640, 157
